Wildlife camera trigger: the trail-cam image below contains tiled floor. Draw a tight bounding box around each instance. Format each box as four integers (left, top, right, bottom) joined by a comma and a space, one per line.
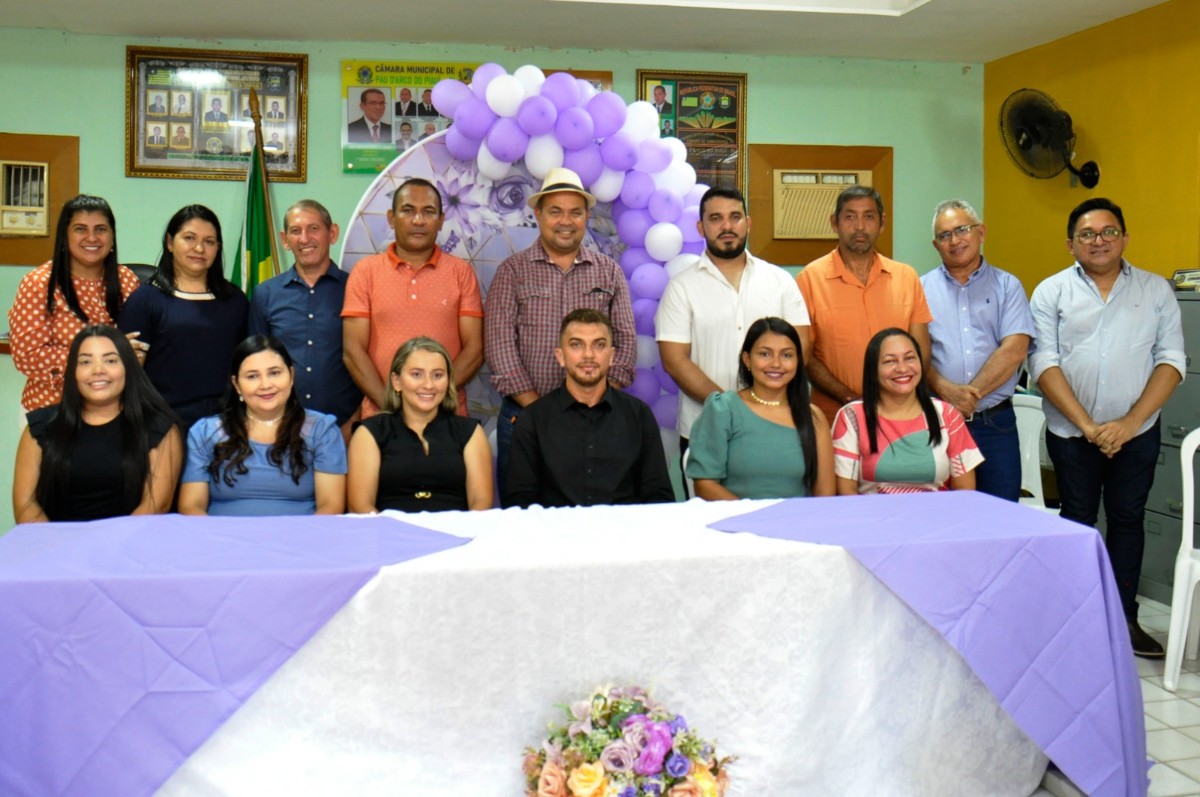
1033, 599, 1200, 797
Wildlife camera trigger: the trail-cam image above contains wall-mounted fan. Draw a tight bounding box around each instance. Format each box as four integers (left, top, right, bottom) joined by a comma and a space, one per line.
999, 88, 1100, 189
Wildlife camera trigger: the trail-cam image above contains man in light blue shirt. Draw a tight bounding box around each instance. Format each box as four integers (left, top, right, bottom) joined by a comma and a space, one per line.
924, 200, 1034, 501
1029, 197, 1185, 658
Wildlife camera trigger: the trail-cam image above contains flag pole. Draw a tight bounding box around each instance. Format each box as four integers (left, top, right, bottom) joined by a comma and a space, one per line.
247, 89, 281, 277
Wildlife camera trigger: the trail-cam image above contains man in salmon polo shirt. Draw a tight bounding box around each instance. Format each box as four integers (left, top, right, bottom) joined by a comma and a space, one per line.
342, 177, 484, 419
796, 184, 933, 421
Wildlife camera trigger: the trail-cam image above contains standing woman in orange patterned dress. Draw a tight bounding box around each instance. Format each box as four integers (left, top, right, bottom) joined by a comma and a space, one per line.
8, 195, 142, 413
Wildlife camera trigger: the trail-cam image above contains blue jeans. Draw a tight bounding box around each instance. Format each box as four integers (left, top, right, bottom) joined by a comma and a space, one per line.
496, 395, 523, 498
965, 404, 1022, 502
1046, 422, 1161, 620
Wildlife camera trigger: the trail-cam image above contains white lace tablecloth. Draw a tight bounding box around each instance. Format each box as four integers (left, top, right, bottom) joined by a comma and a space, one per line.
159, 500, 1047, 796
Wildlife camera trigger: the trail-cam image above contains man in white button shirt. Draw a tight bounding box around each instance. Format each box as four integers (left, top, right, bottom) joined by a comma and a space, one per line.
1029, 197, 1185, 658
656, 187, 810, 495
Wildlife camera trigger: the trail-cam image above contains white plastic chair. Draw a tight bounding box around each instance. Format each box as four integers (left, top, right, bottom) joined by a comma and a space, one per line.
1012, 394, 1048, 509
1164, 428, 1200, 692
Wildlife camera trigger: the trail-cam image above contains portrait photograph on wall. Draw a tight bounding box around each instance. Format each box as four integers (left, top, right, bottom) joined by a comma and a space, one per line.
637, 70, 746, 191
126, 46, 307, 182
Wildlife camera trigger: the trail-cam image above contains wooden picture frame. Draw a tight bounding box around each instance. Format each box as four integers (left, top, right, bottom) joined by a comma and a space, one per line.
636, 69, 746, 191
126, 46, 307, 182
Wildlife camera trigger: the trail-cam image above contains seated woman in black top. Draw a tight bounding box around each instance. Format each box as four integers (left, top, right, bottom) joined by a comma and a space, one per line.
13, 324, 181, 523
347, 336, 492, 512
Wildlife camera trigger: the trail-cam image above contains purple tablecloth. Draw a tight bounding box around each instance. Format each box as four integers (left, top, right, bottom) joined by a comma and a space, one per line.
0, 513, 467, 797
710, 492, 1147, 797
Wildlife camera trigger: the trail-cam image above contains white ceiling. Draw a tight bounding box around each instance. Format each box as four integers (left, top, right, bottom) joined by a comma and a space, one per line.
2, 0, 1168, 63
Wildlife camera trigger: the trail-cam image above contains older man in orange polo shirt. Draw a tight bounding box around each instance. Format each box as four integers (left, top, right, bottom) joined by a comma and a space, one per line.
796, 185, 932, 420
342, 177, 484, 418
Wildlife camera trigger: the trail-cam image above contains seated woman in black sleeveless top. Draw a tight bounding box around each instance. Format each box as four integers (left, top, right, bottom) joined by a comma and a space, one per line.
347, 336, 492, 513
13, 324, 181, 523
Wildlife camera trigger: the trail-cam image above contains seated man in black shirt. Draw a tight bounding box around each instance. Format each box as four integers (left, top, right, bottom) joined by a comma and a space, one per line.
503, 308, 675, 508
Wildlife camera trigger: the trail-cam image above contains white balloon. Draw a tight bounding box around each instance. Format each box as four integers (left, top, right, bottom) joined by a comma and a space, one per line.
645, 222, 684, 262
663, 136, 688, 162
619, 101, 662, 143
636, 334, 661, 369
665, 253, 700, 278
524, 134, 565, 179
590, 167, 625, 203
513, 64, 546, 97
476, 140, 513, 181
653, 159, 697, 196
576, 79, 597, 103
485, 74, 526, 118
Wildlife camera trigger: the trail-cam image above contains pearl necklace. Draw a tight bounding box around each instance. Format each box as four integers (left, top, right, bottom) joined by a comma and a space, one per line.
748, 389, 783, 407
246, 412, 282, 426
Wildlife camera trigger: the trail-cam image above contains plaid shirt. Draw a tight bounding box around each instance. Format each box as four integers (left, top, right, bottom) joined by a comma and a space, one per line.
484, 240, 636, 398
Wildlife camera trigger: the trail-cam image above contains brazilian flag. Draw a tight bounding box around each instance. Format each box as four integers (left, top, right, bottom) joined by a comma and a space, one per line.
233, 142, 276, 297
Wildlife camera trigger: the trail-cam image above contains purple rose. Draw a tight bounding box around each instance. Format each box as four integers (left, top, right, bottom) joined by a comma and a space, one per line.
623, 715, 651, 751
668, 715, 688, 736
620, 787, 637, 797
488, 174, 536, 224
600, 739, 638, 773
632, 721, 673, 776
665, 752, 691, 779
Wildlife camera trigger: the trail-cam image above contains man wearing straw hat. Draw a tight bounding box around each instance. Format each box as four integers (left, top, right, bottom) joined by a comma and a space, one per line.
485, 167, 637, 492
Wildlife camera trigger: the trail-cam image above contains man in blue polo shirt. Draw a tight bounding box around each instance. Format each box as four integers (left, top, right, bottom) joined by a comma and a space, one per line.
249, 199, 362, 436
923, 199, 1035, 501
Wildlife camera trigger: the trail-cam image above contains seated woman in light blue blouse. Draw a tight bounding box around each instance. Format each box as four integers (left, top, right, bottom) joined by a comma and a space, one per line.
179, 335, 346, 516
686, 317, 835, 499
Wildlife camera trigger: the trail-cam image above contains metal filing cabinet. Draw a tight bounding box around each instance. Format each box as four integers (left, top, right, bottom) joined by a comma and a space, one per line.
1138, 292, 1200, 604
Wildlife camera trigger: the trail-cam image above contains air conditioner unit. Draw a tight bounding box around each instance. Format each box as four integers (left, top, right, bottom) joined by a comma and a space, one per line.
1, 161, 50, 237
773, 169, 872, 240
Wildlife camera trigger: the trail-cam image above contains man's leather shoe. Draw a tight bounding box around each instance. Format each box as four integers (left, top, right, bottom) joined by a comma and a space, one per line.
1128, 620, 1164, 659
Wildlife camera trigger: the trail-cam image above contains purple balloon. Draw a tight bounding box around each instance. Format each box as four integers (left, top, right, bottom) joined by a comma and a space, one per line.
653, 362, 679, 395
587, 91, 628, 138
610, 198, 629, 225
470, 63, 507, 100
679, 205, 702, 242
630, 262, 670, 301
541, 71, 582, 111
444, 126, 481, 160
454, 98, 498, 140
620, 245, 651, 276
648, 188, 684, 224
516, 95, 558, 136
600, 132, 639, 172
681, 239, 706, 255
431, 79, 472, 119
562, 143, 602, 186
554, 107, 595, 150
616, 209, 654, 248
652, 393, 679, 429
633, 298, 659, 336
620, 170, 656, 210
486, 118, 530, 163
626, 367, 661, 405
636, 138, 673, 174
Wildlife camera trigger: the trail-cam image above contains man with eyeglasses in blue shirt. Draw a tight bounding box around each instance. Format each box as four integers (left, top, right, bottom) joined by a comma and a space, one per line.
923, 199, 1035, 502
1029, 197, 1185, 659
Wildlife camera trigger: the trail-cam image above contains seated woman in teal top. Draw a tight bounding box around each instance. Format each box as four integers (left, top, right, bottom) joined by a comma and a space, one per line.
686, 317, 835, 499
180, 335, 346, 516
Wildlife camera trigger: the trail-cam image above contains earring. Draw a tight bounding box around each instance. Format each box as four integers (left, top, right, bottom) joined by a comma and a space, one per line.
238, 394, 244, 402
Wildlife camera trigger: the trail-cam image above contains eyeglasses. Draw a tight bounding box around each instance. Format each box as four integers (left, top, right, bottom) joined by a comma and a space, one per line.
934, 224, 980, 243
1073, 227, 1123, 244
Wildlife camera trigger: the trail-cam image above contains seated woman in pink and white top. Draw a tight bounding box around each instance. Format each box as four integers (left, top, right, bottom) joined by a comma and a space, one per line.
833, 327, 982, 495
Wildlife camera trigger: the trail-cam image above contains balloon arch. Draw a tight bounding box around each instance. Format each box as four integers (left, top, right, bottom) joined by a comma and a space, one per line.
339, 63, 707, 442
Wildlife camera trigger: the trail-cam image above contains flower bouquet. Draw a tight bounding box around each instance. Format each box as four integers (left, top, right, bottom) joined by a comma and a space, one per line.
523, 685, 733, 797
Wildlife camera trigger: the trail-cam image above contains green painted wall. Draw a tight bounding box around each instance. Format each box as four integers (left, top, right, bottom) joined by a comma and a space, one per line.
0, 27, 984, 530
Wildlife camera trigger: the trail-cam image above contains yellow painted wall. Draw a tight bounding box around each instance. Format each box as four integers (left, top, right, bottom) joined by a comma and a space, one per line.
984, 0, 1199, 293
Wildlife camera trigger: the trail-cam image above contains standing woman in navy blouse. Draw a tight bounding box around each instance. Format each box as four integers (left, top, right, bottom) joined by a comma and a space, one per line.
119, 205, 248, 430
347, 337, 492, 512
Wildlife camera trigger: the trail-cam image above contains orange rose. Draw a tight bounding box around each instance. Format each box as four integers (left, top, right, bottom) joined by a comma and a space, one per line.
566, 762, 607, 797
666, 778, 703, 797
690, 766, 719, 797
715, 767, 730, 797
538, 761, 567, 797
